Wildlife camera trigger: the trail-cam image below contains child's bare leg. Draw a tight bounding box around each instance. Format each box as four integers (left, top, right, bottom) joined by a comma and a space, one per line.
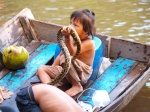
37, 65, 62, 84
36, 66, 52, 83
65, 75, 83, 97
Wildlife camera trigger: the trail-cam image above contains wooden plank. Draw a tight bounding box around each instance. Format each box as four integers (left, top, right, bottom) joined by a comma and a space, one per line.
0, 8, 34, 50
0, 43, 57, 92
96, 34, 150, 63
4, 21, 26, 46
25, 40, 41, 54
29, 19, 62, 43
19, 16, 35, 42
102, 68, 150, 112
90, 57, 137, 92
109, 37, 150, 62
79, 57, 137, 106
0, 29, 8, 49
0, 43, 56, 112
0, 8, 35, 74
0, 68, 10, 80
109, 62, 147, 101
0, 41, 41, 79
103, 62, 148, 109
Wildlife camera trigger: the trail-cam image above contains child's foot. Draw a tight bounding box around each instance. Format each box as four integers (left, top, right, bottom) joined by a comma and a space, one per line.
65, 84, 83, 97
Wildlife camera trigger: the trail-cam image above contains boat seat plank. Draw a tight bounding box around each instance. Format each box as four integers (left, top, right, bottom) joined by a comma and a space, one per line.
0, 43, 57, 92
79, 57, 138, 106
109, 62, 148, 101
90, 57, 137, 92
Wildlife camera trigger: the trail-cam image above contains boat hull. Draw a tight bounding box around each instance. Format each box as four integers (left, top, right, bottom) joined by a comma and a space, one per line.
0, 8, 149, 112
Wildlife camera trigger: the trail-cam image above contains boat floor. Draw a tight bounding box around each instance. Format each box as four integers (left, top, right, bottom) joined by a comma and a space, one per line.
0, 40, 57, 111
79, 57, 148, 111
0, 41, 148, 112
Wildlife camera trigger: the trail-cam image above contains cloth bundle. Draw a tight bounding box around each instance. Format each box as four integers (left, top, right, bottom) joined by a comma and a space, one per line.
0, 86, 13, 103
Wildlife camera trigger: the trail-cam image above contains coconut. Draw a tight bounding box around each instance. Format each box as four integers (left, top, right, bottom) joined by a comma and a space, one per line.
2, 45, 29, 70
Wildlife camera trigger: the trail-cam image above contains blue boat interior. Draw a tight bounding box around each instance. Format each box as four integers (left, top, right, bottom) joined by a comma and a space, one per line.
79, 57, 137, 107
0, 43, 57, 91
0, 36, 142, 112
0, 36, 103, 91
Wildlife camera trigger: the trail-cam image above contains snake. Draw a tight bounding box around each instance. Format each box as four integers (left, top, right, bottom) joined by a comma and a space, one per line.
48, 26, 81, 85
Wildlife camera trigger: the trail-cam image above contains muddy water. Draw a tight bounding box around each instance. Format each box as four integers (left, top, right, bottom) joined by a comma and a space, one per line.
0, 0, 150, 111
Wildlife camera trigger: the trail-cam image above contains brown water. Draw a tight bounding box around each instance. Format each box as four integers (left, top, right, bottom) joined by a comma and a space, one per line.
0, 0, 150, 111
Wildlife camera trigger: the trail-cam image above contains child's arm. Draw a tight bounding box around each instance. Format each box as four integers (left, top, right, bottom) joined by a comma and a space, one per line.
61, 27, 77, 56
52, 52, 63, 66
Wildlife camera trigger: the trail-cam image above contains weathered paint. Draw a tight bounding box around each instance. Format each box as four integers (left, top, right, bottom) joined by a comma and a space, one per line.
0, 43, 57, 91
80, 57, 136, 106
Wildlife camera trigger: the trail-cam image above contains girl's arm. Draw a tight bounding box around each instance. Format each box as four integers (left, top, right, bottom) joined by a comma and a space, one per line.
52, 52, 63, 66
61, 27, 76, 56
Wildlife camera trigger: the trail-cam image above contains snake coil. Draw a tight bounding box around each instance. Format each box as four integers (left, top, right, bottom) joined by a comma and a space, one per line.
48, 26, 81, 85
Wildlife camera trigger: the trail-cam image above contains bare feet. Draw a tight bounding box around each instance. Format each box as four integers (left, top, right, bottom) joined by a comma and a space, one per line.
65, 83, 83, 97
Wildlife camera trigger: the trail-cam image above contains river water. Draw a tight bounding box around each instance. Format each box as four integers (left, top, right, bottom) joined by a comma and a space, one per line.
0, 0, 150, 111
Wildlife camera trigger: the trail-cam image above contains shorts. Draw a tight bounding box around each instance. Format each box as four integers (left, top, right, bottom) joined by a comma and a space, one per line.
15, 86, 42, 112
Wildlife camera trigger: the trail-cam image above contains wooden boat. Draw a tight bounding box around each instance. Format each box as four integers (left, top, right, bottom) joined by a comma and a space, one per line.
0, 8, 149, 112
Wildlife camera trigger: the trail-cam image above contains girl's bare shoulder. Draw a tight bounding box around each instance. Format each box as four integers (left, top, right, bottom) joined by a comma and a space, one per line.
82, 38, 94, 47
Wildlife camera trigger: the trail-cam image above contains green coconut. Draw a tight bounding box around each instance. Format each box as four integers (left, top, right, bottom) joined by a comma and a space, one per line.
2, 45, 29, 70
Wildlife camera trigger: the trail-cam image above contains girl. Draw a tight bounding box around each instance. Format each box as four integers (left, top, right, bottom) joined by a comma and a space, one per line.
37, 9, 96, 97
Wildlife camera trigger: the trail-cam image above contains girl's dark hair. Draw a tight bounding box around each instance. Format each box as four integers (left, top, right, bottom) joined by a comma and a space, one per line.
70, 9, 96, 38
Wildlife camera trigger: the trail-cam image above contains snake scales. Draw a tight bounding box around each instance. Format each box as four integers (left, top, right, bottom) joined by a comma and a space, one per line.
48, 26, 81, 85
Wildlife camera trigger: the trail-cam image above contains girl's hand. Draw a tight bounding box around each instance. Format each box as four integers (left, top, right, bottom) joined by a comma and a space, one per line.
61, 26, 71, 38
